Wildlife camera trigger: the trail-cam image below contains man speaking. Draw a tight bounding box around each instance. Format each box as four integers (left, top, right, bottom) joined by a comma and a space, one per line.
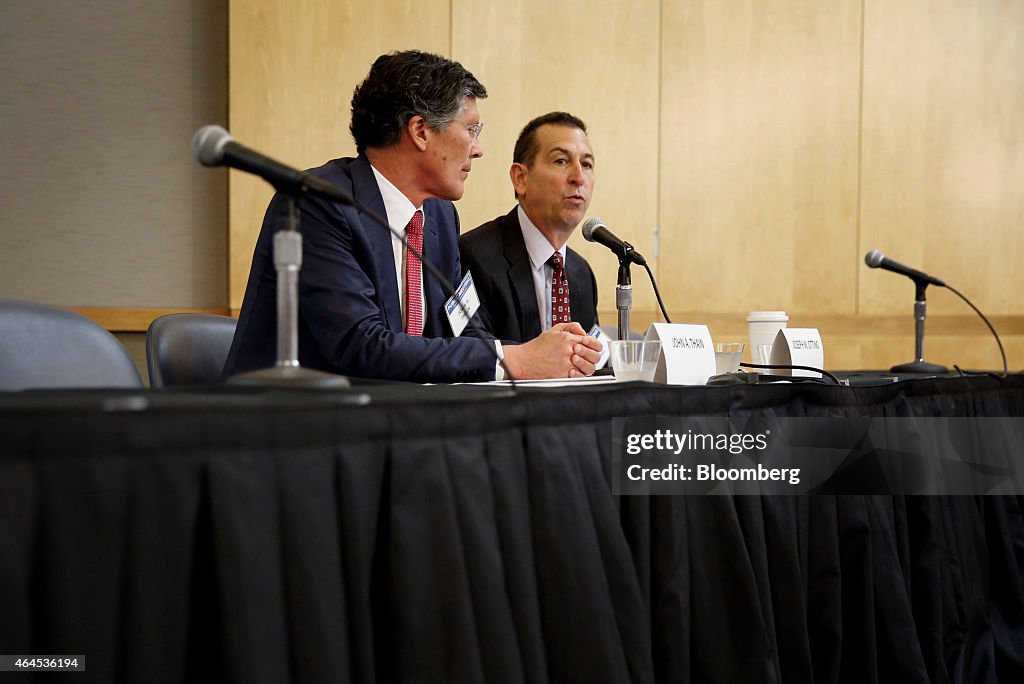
459, 112, 600, 342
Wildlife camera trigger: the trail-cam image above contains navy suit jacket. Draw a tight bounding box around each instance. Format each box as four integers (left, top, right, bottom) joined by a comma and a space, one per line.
459, 208, 599, 343
223, 155, 496, 383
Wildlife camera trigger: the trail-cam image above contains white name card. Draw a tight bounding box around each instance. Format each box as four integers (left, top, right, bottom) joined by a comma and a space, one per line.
644, 323, 716, 385
771, 328, 824, 378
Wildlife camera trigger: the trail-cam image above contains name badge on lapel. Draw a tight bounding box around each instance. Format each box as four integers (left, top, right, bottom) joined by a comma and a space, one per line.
445, 271, 481, 337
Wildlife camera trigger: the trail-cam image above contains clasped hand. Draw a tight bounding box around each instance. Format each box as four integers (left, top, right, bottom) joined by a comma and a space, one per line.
502, 322, 603, 380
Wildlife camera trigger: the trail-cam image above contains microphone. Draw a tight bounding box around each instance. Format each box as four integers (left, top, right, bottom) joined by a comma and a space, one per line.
582, 218, 646, 265
191, 125, 355, 205
864, 249, 945, 287
863, 250, 1007, 376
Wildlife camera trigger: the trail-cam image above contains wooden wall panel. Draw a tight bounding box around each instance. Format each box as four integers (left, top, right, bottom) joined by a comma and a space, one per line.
228, 0, 450, 310
659, 1, 862, 317
613, 309, 1018, 370
226, 1, 1023, 370
824, 334, 1022, 374
452, 0, 661, 313
860, 0, 1024, 318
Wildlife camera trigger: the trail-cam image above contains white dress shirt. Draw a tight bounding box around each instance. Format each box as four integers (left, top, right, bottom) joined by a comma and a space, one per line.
517, 205, 567, 332
370, 164, 424, 332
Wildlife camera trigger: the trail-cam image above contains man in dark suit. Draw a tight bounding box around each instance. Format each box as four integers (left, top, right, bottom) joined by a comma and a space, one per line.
459, 112, 599, 343
223, 52, 601, 383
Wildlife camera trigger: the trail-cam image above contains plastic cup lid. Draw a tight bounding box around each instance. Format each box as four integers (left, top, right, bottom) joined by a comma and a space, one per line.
746, 311, 788, 322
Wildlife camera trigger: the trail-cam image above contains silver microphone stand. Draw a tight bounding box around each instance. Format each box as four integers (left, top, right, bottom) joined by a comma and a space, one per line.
228, 195, 351, 387
890, 279, 947, 375
616, 260, 632, 341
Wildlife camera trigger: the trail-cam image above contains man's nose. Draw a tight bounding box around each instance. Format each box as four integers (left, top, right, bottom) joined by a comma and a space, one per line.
568, 160, 584, 184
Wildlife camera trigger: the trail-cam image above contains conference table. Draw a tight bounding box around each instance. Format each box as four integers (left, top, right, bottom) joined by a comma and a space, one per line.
2, 373, 1023, 682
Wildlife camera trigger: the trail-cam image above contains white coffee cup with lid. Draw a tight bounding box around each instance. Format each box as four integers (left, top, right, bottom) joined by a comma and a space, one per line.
747, 311, 789, 370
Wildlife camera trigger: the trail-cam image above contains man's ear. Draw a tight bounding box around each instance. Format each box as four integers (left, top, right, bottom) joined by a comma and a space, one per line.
510, 163, 528, 197
406, 115, 429, 152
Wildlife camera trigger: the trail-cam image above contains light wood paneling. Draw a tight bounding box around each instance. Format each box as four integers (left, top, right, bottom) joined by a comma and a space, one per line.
452, 0, 661, 311
860, 0, 1024, 318
69, 307, 232, 332
659, 1, 863, 315
610, 308, 1022, 371
228, 0, 450, 309
824, 335, 1023, 373
226, 1, 1024, 371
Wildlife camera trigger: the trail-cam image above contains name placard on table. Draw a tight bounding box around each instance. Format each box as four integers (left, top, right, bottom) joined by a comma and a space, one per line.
770, 328, 824, 378
644, 323, 716, 385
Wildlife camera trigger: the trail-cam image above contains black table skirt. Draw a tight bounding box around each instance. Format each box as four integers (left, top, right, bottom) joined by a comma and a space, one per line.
1, 375, 1023, 682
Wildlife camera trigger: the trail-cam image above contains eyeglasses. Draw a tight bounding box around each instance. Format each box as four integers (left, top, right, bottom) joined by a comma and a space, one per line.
455, 120, 484, 140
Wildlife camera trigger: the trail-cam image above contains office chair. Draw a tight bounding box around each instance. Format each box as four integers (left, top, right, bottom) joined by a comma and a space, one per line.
146, 313, 237, 388
0, 299, 143, 390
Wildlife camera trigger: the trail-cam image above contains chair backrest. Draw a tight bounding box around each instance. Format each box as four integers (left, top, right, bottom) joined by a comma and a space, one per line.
0, 299, 143, 390
146, 313, 237, 388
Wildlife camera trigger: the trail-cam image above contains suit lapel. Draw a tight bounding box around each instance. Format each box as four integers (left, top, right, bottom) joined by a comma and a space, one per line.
351, 156, 402, 332
502, 210, 543, 340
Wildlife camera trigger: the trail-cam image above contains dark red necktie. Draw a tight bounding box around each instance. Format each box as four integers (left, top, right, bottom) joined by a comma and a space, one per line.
404, 210, 424, 336
549, 251, 570, 325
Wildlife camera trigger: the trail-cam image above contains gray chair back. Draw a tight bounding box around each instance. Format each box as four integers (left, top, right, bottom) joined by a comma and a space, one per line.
146, 313, 237, 388
0, 299, 143, 390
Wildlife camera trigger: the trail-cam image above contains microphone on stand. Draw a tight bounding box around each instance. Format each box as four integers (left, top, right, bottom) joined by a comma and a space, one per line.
192, 125, 351, 387
581, 218, 672, 341
583, 218, 640, 341
863, 249, 1007, 377
863, 249, 947, 374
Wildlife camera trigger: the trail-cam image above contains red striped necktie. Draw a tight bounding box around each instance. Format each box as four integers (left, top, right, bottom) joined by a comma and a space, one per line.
404, 210, 424, 336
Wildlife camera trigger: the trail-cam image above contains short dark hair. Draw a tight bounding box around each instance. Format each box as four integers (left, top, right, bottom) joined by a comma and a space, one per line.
512, 112, 588, 166
349, 50, 487, 155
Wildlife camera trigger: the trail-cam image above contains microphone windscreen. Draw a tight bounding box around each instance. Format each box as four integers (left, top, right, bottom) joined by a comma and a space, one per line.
581, 217, 605, 242
864, 249, 884, 268
192, 125, 232, 166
